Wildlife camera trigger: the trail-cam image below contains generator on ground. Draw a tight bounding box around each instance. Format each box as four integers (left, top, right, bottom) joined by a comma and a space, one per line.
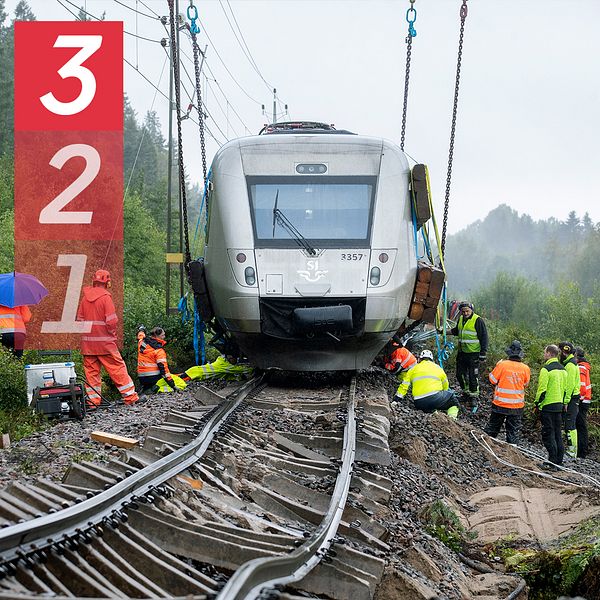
32, 378, 85, 420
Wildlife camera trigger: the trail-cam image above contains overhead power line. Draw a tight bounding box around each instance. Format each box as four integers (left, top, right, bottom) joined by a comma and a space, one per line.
113, 0, 159, 21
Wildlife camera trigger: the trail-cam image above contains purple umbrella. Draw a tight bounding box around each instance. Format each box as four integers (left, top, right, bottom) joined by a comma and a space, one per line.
0, 272, 49, 308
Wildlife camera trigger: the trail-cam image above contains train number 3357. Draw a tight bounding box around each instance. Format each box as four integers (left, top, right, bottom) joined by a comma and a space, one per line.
341, 253, 364, 261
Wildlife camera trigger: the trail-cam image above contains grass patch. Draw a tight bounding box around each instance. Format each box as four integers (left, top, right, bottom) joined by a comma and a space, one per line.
0, 408, 47, 441
421, 500, 477, 552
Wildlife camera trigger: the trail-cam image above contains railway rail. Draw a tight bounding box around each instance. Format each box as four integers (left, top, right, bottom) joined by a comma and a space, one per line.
0, 375, 393, 599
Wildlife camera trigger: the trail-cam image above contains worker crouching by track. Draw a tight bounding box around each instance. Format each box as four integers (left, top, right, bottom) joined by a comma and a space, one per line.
137, 326, 179, 394
484, 340, 531, 445
393, 349, 459, 419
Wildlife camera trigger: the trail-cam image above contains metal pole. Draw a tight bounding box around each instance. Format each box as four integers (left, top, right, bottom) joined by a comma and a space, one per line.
165, 30, 174, 315
272, 88, 276, 124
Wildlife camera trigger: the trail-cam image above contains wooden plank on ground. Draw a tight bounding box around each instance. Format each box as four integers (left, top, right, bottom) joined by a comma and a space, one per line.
91, 431, 139, 449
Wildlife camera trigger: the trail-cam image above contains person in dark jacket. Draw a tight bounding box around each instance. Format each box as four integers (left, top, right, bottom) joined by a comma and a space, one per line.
450, 302, 488, 414
535, 344, 568, 469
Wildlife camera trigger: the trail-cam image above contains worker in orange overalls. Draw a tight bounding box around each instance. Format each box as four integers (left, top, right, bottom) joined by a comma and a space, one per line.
76, 270, 138, 408
484, 340, 531, 445
384, 341, 417, 375
575, 347, 592, 458
0, 304, 31, 358
137, 326, 176, 392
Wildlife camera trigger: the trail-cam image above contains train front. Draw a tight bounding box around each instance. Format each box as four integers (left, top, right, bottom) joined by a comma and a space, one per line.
204, 129, 417, 370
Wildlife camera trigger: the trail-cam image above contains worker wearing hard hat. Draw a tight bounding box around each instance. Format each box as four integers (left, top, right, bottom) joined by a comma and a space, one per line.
76, 270, 139, 408
393, 349, 459, 419
575, 347, 592, 458
384, 340, 417, 375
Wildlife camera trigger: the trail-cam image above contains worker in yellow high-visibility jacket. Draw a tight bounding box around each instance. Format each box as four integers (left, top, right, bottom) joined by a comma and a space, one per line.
394, 350, 459, 419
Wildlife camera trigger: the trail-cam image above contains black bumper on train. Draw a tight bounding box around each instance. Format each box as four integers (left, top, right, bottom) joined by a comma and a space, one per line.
259, 297, 366, 340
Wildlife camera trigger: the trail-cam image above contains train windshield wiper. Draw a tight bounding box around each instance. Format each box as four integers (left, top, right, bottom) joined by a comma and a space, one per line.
272, 191, 317, 255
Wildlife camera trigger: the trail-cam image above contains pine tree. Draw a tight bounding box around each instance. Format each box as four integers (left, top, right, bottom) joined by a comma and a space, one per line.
13, 1, 36, 21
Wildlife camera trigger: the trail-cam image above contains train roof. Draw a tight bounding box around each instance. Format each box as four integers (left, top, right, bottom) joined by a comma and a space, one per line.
258, 121, 355, 135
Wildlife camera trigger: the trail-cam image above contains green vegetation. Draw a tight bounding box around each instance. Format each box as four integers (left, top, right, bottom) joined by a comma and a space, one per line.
0, 1, 206, 424
421, 500, 476, 552
495, 516, 600, 599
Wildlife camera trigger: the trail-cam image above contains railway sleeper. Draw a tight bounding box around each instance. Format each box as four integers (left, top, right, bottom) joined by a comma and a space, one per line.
35, 477, 84, 502
5, 481, 66, 513
126, 508, 281, 572
192, 385, 226, 406
248, 484, 389, 551
62, 462, 118, 490
261, 473, 389, 533
180, 485, 304, 537
247, 480, 387, 540
105, 525, 217, 593
299, 553, 380, 600
144, 425, 194, 447
122, 446, 164, 469
134, 503, 296, 553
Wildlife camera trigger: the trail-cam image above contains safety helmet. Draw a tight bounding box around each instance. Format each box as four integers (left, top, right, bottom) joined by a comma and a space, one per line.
558, 341, 574, 355
458, 301, 474, 311
419, 349, 434, 361
93, 269, 111, 284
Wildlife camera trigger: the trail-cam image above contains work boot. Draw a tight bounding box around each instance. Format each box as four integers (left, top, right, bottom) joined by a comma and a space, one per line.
538, 462, 559, 472
446, 405, 459, 420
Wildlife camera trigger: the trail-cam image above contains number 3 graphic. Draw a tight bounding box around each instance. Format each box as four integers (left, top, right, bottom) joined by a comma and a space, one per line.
39, 35, 103, 116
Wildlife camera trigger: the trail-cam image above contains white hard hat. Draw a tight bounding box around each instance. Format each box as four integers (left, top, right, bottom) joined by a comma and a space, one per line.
419, 349, 434, 360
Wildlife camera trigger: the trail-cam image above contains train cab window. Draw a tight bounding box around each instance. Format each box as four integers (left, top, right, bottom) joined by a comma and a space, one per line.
247, 176, 376, 248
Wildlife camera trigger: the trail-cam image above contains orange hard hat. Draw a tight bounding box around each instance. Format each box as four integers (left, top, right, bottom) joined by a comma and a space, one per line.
93, 269, 111, 284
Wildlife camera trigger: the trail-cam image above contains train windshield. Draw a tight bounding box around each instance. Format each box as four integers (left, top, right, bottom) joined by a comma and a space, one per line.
248, 176, 376, 248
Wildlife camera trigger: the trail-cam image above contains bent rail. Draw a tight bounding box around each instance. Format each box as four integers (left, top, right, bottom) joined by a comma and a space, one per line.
217, 377, 357, 600
0, 376, 263, 566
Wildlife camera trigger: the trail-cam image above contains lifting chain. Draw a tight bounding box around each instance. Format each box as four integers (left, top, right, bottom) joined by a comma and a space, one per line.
168, 0, 192, 276
188, 3, 208, 188
400, 0, 417, 152
441, 0, 469, 259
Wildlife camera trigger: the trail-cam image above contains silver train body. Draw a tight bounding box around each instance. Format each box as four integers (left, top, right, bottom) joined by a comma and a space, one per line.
203, 130, 417, 370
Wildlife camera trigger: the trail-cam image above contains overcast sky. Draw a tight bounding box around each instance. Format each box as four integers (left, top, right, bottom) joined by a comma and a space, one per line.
6, 0, 600, 234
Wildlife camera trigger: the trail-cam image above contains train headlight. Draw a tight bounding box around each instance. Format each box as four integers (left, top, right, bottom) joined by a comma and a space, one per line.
370, 267, 381, 286
236, 252, 247, 263
378, 252, 389, 263
244, 267, 256, 285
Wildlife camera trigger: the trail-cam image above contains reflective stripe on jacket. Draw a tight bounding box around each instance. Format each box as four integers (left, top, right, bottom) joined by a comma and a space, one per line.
562, 355, 581, 402
488, 359, 531, 409
457, 313, 481, 354
579, 361, 592, 403
385, 347, 417, 373
0, 304, 32, 334
397, 359, 449, 400
137, 332, 171, 378
76, 286, 118, 355
535, 358, 567, 410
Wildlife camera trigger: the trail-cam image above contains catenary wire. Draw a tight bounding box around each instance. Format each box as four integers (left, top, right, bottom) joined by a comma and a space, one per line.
61, 0, 163, 43
113, 0, 159, 20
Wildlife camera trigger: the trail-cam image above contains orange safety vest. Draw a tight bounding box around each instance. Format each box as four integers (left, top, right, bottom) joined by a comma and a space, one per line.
385, 347, 417, 373
137, 332, 171, 378
0, 304, 32, 334
579, 361, 592, 403
488, 359, 531, 409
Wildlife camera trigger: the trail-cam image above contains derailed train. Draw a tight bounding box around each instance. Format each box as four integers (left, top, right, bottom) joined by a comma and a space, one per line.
193, 122, 438, 371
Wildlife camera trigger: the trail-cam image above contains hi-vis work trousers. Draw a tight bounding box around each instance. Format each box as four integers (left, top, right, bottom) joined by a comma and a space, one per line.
83, 352, 139, 407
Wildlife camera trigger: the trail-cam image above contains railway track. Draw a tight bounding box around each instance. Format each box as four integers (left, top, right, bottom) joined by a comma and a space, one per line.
0, 375, 393, 599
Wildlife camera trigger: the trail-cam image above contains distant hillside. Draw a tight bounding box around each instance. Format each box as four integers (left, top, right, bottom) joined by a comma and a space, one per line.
444, 204, 599, 296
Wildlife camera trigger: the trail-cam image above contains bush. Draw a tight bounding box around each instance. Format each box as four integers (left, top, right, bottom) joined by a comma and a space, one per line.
0, 345, 27, 411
